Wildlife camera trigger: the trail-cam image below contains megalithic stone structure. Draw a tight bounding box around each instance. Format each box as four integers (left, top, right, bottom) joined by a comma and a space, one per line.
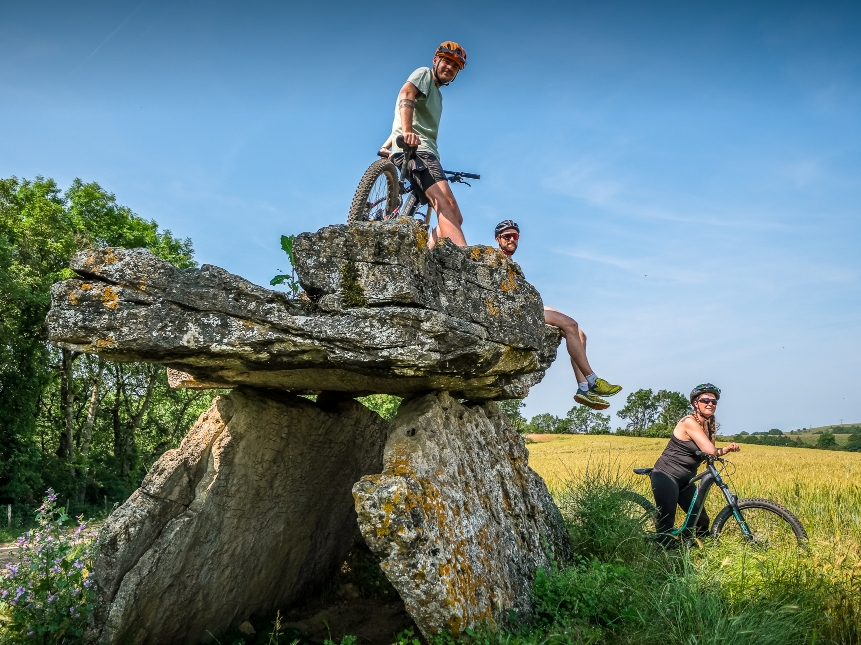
46, 218, 571, 644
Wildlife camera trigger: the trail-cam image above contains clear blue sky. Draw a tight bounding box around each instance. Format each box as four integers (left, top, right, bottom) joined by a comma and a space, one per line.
2, 1, 859, 433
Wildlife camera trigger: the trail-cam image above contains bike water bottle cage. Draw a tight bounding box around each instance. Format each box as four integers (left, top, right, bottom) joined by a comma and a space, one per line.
690, 383, 721, 404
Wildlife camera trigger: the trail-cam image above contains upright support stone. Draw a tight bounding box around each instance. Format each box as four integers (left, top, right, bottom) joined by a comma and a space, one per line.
92, 388, 390, 645
353, 393, 572, 637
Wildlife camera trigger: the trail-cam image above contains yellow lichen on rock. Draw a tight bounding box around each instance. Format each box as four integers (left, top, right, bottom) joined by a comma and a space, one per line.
100, 286, 120, 309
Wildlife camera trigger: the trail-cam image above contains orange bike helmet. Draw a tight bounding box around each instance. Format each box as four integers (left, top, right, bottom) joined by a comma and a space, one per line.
435, 41, 467, 70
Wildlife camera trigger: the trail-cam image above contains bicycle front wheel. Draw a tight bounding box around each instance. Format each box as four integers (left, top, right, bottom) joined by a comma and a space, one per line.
712, 498, 807, 550
348, 159, 399, 223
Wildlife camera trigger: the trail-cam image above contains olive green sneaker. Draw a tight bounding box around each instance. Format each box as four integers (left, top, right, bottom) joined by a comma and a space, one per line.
590, 378, 622, 397
574, 390, 610, 410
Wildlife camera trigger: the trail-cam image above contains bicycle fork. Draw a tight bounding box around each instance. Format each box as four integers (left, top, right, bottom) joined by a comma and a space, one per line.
693, 464, 756, 542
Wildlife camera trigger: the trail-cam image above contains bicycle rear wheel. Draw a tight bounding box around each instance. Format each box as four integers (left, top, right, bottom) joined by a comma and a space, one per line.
712, 498, 807, 550
619, 490, 658, 534
348, 159, 399, 223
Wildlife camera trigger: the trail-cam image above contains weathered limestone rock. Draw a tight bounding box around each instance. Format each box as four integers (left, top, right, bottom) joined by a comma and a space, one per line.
92, 387, 390, 645
293, 218, 546, 348
46, 218, 559, 400
353, 393, 573, 637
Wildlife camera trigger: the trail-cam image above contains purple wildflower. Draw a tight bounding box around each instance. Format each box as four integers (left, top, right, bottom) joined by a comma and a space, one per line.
14, 586, 25, 601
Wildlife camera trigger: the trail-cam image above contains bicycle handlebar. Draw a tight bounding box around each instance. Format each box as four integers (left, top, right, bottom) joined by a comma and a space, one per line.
695, 450, 725, 464
446, 171, 481, 180
395, 135, 417, 152
390, 137, 480, 183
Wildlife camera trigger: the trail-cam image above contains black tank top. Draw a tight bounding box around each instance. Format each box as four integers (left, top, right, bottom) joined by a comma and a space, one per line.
653, 435, 703, 481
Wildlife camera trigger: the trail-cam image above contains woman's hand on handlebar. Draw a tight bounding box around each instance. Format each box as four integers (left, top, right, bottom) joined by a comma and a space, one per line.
719, 442, 740, 456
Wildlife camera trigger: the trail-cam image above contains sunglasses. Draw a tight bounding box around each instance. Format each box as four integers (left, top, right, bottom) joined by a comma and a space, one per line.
698, 398, 718, 405
499, 233, 519, 241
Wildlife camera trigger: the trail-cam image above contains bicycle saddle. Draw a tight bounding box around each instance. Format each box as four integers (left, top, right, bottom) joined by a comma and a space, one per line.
633, 468, 653, 475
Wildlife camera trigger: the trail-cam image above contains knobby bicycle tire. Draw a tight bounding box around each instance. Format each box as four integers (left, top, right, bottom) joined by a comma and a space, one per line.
711, 498, 808, 549
348, 159, 399, 223
619, 490, 658, 534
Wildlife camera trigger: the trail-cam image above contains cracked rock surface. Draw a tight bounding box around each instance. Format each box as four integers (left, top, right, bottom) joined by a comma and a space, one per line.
353, 393, 573, 637
47, 218, 559, 400
92, 388, 390, 645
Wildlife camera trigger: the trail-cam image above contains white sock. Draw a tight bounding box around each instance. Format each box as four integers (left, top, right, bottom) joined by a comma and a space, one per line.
578, 382, 589, 392
586, 373, 598, 387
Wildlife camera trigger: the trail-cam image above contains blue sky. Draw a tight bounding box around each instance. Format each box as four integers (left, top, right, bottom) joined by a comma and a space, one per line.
2, 0, 859, 432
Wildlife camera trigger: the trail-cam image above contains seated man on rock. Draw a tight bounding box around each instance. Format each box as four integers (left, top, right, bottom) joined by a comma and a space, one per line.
494, 220, 622, 410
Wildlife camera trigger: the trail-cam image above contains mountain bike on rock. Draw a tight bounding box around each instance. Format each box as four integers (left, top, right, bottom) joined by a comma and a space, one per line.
347, 135, 479, 228
621, 451, 808, 550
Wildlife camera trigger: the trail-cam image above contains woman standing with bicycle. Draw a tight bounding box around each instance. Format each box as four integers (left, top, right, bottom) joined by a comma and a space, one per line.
650, 384, 740, 546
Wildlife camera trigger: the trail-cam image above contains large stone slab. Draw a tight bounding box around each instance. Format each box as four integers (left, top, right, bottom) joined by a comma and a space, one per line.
47, 220, 560, 400
92, 388, 390, 645
293, 218, 546, 349
353, 392, 573, 637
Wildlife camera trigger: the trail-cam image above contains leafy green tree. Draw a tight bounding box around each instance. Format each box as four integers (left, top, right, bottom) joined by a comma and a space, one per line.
846, 432, 861, 452
497, 399, 528, 433
656, 390, 692, 429
0, 175, 209, 506
565, 405, 610, 435
616, 389, 659, 436
816, 432, 837, 450
529, 413, 566, 434
616, 388, 691, 436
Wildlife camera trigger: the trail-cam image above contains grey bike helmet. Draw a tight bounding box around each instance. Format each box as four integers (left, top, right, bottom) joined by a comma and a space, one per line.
495, 220, 520, 236
690, 383, 721, 404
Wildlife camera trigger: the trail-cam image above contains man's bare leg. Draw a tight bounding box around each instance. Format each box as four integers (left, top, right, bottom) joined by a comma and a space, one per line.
425, 180, 466, 248
544, 308, 593, 378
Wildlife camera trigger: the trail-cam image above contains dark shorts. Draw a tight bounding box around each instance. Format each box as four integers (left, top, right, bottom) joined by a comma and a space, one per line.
391, 151, 447, 195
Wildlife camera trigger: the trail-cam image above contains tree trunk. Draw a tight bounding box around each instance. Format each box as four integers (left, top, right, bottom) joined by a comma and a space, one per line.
77, 359, 105, 503
112, 364, 124, 464
117, 366, 159, 479
58, 349, 80, 475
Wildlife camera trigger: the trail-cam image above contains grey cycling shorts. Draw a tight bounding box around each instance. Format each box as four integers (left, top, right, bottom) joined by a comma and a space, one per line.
391, 151, 447, 194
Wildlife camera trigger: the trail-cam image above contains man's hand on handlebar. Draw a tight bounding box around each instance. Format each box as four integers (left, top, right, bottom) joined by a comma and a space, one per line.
401, 132, 421, 148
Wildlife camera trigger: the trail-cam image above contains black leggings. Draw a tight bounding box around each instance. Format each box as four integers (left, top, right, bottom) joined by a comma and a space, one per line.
650, 470, 709, 541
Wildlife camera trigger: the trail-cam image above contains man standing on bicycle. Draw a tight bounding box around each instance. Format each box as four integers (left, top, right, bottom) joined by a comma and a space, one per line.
379, 41, 468, 249
494, 220, 623, 411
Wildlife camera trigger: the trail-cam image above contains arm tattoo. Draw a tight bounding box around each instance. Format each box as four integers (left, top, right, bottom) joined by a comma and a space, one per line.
398, 98, 415, 110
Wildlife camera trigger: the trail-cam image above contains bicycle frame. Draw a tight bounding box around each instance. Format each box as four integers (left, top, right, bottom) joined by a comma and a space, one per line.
670, 458, 753, 540
389, 136, 479, 225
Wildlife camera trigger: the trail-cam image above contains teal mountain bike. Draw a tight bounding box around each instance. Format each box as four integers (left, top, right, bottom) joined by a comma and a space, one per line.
622, 451, 808, 549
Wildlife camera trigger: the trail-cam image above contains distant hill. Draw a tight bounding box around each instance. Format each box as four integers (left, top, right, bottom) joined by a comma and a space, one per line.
794, 423, 861, 435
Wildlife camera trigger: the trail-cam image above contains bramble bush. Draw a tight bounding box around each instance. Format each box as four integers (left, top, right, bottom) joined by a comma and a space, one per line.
0, 489, 98, 644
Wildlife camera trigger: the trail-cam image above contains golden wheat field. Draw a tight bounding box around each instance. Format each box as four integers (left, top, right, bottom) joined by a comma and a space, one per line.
527, 433, 861, 584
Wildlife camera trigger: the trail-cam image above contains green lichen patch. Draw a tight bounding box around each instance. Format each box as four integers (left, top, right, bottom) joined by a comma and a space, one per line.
339, 260, 367, 308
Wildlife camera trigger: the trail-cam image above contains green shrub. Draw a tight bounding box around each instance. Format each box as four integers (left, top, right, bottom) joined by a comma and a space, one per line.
0, 489, 97, 644
554, 460, 653, 563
